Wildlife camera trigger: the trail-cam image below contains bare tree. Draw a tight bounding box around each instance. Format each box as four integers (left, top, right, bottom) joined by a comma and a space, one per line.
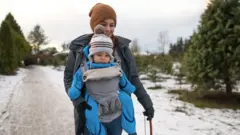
157, 31, 169, 55
61, 42, 70, 52
130, 38, 141, 55
27, 24, 49, 54
146, 50, 151, 55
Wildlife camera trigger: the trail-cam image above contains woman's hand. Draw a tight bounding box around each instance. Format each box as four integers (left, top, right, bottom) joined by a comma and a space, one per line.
143, 106, 154, 120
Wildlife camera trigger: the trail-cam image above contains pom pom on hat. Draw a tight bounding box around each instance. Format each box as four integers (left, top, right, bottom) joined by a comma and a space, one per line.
94, 24, 105, 34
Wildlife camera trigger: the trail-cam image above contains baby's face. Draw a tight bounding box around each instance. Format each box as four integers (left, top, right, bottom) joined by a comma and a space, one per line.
93, 52, 110, 64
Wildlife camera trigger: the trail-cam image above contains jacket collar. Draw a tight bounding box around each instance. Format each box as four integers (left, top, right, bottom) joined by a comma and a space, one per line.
86, 62, 118, 69
69, 34, 131, 51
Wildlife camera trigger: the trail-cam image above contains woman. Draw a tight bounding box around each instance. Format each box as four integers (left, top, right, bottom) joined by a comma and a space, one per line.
64, 3, 154, 135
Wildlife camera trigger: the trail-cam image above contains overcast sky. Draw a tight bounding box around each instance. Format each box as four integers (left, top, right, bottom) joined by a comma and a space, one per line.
0, 0, 208, 52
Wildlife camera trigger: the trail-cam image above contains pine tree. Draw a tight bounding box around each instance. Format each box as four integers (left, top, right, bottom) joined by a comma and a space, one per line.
13, 32, 32, 65
184, 0, 240, 93
183, 37, 192, 52
5, 13, 24, 38
169, 37, 191, 59
0, 21, 18, 74
5, 13, 31, 65
176, 37, 184, 54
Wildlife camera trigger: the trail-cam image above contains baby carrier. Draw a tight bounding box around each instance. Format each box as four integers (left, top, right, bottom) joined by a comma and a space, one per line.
80, 50, 123, 122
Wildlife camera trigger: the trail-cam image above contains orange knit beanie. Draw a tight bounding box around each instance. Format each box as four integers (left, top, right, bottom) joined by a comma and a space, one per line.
89, 3, 117, 31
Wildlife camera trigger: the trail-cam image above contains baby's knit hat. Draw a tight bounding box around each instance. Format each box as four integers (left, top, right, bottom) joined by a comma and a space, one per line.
88, 24, 114, 62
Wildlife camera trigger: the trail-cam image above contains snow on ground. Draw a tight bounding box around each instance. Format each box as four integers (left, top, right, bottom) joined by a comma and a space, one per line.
40, 66, 67, 95
135, 80, 240, 135
1, 66, 240, 135
54, 66, 240, 135
0, 68, 28, 115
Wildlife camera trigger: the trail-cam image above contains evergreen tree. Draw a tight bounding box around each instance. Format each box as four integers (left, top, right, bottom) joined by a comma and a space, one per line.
183, 37, 192, 52
14, 32, 32, 64
0, 21, 18, 74
169, 37, 188, 59
147, 67, 159, 87
176, 37, 184, 54
135, 55, 153, 75
184, 0, 240, 94
169, 43, 176, 55
5, 13, 32, 65
40, 47, 58, 56
5, 13, 24, 38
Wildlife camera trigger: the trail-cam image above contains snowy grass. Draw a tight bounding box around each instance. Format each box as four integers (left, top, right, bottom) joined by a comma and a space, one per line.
148, 85, 163, 90
142, 71, 240, 109
168, 89, 240, 110
53, 66, 240, 134
0, 68, 28, 115
1, 66, 240, 135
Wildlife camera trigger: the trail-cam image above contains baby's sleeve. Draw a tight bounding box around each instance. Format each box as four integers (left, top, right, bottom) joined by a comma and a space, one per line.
68, 68, 84, 100
119, 72, 136, 94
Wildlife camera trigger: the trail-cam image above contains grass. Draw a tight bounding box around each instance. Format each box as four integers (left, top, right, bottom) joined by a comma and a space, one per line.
168, 89, 240, 110
140, 77, 149, 80
148, 85, 163, 90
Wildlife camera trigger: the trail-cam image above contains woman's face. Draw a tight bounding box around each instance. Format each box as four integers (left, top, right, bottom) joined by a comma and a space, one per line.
100, 19, 115, 37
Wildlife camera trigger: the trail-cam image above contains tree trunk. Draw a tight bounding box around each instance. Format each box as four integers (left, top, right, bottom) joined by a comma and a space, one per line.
224, 72, 232, 94
223, 64, 232, 94
226, 81, 232, 94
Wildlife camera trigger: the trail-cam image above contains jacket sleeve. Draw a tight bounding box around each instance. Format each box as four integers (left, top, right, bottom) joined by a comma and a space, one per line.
64, 50, 76, 94
124, 47, 153, 110
68, 68, 84, 100
68, 68, 86, 108
119, 72, 136, 94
